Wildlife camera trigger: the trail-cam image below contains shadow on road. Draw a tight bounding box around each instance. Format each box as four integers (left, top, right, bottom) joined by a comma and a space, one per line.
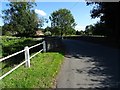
63, 39, 120, 89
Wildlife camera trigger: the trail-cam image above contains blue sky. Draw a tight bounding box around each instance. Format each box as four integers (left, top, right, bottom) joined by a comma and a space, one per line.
0, 1, 100, 31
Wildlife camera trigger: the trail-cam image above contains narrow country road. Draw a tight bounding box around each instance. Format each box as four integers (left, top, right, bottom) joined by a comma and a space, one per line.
56, 39, 120, 88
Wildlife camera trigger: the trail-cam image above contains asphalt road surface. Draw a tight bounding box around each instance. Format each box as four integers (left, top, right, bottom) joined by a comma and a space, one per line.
56, 39, 120, 89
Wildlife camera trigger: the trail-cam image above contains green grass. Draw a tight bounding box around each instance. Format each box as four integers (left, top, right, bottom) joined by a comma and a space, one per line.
1, 36, 42, 57
0, 36, 43, 76
1, 52, 64, 88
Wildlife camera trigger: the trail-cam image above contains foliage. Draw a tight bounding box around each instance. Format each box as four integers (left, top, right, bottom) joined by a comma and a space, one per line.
0, 26, 2, 31
85, 24, 94, 35
87, 2, 119, 38
44, 26, 52, 36
44, 26, 51, 33
1, 36, 41, 57
93, 22, 107, 36
44, 31, 52, 36
2, 2, 43, 37
0, 26, 2, 35
49, 8, 76, 36
1, 52, 64, 88
76, 30, 85, 35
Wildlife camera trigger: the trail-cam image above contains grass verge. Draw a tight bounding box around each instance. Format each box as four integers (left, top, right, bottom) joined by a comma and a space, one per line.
1, 52, 64, 88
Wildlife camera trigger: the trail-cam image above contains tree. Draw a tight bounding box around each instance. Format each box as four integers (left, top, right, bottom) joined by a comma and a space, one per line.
76, 30, 85, 35
44, 26, 52, 36
44, 31, 52, 36
87, 2, 120, 38
49, 8, 76, 36
44, 26, 51, 32
2, 2, 43, 37
85, 25, 94, 35
93, 21, 107, 36
0, 26, 1, 31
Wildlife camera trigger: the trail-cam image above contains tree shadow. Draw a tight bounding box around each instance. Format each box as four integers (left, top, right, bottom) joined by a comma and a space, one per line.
63, 39, 120, 89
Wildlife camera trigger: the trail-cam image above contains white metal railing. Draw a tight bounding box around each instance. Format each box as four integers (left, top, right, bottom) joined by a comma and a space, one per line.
0, 41, 46, 80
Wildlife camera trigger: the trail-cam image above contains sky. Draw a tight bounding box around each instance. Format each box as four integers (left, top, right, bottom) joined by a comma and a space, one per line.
0, 1, 100, 31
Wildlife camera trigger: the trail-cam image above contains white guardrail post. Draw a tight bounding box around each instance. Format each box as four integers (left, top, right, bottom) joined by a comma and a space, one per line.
24, 46, 30, 68
43, 41, 46, 52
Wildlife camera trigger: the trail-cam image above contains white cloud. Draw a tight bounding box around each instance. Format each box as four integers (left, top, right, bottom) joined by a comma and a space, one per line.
35, 9, 46, 16
75, 25, 85, 31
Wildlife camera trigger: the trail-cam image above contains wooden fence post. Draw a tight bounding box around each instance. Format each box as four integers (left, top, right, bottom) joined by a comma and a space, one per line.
24, 46, 30, 68
43, 41, 46, 52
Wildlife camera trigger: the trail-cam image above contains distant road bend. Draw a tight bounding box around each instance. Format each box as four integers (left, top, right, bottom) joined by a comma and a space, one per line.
56, 39, 120, 88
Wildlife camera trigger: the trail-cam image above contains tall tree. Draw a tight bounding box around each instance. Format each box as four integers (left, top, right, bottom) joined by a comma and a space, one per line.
87, 2, 120, 38
0, 26, 2, 35
93, 21, 107, 36
85, 24, 94, 35
49, 8, 76, 36
2, 2, 43, 37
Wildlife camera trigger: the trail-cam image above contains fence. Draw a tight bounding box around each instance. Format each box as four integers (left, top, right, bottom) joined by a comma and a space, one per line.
0, 41, 46, 80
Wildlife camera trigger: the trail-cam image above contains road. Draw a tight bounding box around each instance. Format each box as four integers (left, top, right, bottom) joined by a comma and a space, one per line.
56, 39, 120, 88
